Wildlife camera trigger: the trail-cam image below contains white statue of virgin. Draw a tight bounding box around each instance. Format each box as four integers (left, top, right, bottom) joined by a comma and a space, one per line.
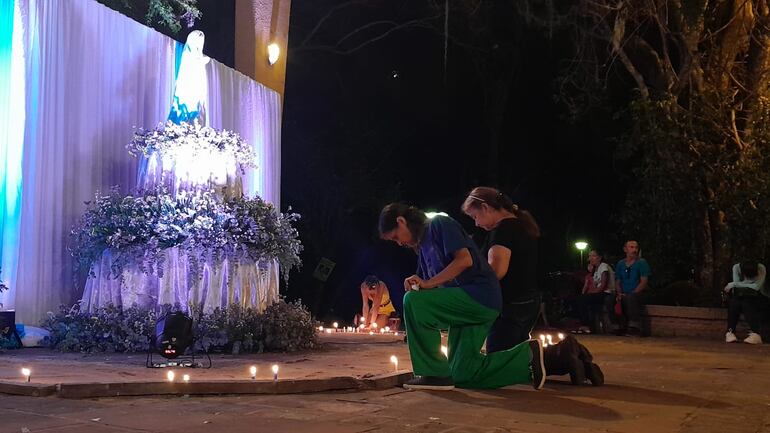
169, 30, 210, 125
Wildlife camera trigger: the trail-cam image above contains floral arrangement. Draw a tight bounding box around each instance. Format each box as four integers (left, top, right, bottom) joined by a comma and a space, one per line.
127, 120, 257, 172
0, 267, 7, 293
42, 301, 318, 354
70, 187, 302, 281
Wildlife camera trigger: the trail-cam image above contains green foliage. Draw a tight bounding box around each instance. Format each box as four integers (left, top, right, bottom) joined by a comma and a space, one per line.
617, 98, 770, 305
42, 301, 319, 354
261, 300, 318, 352
96, 0, 201, 34
616, 99, 699, 291
42, 304, 156, 352
0, 324, 19, 351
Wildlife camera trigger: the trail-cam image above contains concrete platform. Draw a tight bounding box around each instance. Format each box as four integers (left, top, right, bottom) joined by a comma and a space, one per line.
0, 332, 411, 398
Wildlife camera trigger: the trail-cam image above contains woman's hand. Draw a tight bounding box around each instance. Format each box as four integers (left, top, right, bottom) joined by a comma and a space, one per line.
724, 285, 732, 293
404, 275, 430, 291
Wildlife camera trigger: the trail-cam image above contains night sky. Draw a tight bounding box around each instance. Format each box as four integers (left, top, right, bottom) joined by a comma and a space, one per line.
187, 0, 632, 320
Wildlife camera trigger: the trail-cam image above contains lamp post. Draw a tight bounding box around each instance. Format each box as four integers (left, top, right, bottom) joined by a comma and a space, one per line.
575, 241, 588, 269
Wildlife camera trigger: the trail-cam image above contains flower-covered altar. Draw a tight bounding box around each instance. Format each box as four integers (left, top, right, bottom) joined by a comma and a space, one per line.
0, 0, 293, 324
76, 33, 301, 315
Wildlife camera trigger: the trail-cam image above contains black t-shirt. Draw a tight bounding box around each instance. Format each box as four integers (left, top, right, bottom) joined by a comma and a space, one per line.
480, 217, 539, 304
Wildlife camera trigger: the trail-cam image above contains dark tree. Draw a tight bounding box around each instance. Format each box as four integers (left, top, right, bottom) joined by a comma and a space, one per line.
521, 0, 770, 303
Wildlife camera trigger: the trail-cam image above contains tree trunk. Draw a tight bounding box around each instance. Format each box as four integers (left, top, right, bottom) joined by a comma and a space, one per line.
694, 202, 714, 294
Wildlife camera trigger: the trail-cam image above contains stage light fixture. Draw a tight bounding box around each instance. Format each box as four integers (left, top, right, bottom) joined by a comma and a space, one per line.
155, 312, 193, 359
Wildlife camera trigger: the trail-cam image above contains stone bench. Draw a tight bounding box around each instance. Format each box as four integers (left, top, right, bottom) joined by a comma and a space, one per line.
642, 305, 769, 340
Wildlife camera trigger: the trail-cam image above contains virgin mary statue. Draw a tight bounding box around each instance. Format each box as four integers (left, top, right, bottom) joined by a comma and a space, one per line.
168, 30, 210, 125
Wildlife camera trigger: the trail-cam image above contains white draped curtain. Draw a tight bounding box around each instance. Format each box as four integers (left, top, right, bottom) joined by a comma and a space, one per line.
2, 0, 282, 324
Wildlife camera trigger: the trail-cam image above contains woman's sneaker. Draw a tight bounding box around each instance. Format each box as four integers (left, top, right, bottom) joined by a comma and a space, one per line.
528, 339, 546, 390
403, 375, 455, 390
725, 330, 737, 343
744, 332, 762, 345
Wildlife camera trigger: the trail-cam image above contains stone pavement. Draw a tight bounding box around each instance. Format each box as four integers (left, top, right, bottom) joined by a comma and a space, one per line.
1, 335, 770, 432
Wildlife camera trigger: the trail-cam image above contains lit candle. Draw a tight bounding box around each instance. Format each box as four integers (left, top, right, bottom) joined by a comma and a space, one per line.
167, 371, 175, 382
369, 331, 374, 335
182, 374, 190, 382
546, 334, 554, 345
325, 328, 332, 334
272, 364, 279, 381
390, 355, 398, 372
394, 332, 399, 336
250, 365, 257, 380
384, 326, 390, 332
380, 328, 386, 334
441, 345, 448, 358
318, 326, 324, 332
333, 322, 339, 330
558, 333, 565, 340
372, 323, 378, 329
539, 334, 546, 343
21, 368, 30, 383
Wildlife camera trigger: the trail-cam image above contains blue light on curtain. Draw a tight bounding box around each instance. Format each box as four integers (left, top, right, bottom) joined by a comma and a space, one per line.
0, 0, 25, 308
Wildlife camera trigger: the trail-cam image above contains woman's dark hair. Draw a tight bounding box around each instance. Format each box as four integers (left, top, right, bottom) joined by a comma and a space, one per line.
378, 203, 427, 241
591, 249, 606, 263
741, 261, 759, 279
461, 186, 541, 238
364, 275, 380, 287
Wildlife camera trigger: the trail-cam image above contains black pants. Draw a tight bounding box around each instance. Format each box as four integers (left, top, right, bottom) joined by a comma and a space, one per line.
577, 293, 608, 327
727, 295, 768, 332
605, 292, 644, 330
486, 296, 540, 353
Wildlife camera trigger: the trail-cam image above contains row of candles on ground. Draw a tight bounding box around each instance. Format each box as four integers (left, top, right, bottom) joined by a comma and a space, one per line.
18, 350, 437, 383
318, 321, 399, 336
18, 337, 549, 384
161, 365, 283, 382
17, 364, 284, 383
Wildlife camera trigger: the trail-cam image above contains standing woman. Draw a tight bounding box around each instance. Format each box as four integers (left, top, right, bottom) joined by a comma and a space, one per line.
462, 187, 541, 352
379, 203, 545, 390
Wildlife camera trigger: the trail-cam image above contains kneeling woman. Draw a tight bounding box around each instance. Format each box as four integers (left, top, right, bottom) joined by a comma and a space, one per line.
462, 187, 541, 351
379, 203, 545, 390
358, 275, 397, 329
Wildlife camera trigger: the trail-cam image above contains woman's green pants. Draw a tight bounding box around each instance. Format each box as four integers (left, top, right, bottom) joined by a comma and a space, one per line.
403, 287, 532, 389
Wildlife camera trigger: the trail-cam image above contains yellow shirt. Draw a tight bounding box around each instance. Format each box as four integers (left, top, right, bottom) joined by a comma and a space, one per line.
374, 289, 396, 316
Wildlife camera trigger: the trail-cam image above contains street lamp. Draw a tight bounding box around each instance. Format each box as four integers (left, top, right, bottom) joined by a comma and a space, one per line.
267, 43, 280, 65
425, 211, 448, 219
575, 241, 588, 269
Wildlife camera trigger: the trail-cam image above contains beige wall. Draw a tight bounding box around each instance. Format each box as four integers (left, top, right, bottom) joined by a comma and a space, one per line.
234, 0, 291, 98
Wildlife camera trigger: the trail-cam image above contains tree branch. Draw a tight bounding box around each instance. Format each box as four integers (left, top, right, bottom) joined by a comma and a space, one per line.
610, 7, 650, 98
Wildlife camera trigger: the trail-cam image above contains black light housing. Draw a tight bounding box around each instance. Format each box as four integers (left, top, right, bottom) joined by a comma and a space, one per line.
155, 312, 193, 359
